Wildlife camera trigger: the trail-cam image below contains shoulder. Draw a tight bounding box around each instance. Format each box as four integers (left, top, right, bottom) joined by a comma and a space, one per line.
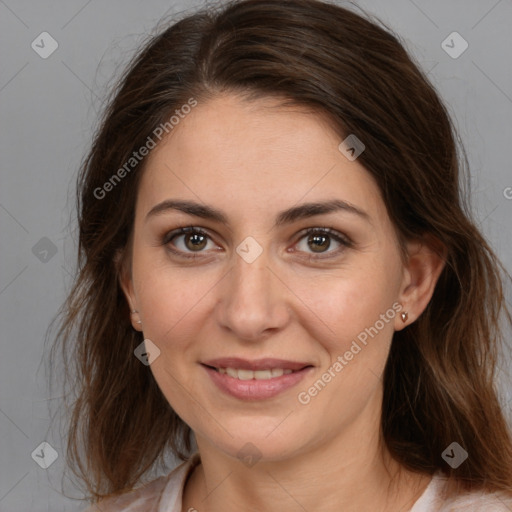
81, 474, 168, 512
81, 453, 201, 512
412, 472, 512, 512
440, 490, 512, 511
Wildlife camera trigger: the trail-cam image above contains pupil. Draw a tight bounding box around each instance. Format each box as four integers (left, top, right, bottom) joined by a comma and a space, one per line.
186, 233, 207, 250
309, 234, 330, 252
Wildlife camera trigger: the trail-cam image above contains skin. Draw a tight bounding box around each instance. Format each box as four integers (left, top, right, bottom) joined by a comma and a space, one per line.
119, 93, 446, 512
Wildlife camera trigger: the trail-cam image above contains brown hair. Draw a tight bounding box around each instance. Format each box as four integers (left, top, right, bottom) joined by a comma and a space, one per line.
51, 0, 512, 501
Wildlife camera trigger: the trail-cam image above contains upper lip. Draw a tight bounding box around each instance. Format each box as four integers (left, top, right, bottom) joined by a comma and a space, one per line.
202, 358, 312, 371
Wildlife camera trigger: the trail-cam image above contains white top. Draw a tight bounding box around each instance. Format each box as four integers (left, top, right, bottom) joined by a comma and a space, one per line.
83, 453, 512, 511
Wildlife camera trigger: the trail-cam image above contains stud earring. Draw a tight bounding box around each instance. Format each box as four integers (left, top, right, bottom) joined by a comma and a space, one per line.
131, 309, 142, 325
401, 312, 408, 323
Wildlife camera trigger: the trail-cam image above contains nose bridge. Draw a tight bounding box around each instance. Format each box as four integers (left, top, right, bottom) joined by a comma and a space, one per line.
216, 241, 289, 340
233, 253, 269, 300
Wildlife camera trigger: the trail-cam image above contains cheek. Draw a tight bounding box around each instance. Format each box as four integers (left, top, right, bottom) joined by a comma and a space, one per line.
291, 258, 400, 350
133, 263, 215, 409
294, 267, 399, 418
133, 254, 220, 348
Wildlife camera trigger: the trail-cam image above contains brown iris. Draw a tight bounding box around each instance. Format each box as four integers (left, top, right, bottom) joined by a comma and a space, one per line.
185, 232, 208, 251
308, 233, 330, 252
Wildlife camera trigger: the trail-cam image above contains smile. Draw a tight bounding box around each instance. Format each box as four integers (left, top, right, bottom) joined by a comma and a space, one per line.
201, 362, 314, 400
213, 367, 295, 380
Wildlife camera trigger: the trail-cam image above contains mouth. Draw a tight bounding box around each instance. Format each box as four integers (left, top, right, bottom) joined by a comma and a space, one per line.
201, 358, 314, 400
203, 365, 312, 380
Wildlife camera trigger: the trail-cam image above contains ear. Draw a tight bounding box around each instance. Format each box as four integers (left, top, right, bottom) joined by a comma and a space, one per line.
115, 248, 143, 332
395, 235, 446, 331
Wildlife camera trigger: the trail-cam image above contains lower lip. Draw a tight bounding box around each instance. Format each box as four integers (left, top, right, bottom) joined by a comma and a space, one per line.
202, 364, 313, 400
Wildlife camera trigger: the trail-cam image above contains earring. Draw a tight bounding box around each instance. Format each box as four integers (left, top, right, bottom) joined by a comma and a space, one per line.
401, 312, 408, 323
131, 309, 142, 325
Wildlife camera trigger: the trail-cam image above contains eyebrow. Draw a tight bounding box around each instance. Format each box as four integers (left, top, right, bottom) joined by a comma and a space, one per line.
145, 198, 371, 226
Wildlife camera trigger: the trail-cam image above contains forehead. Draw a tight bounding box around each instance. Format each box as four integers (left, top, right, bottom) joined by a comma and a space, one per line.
137, 94, 388, 227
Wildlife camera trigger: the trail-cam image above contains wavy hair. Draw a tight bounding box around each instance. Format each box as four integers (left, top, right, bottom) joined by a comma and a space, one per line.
50, 0, 512, 501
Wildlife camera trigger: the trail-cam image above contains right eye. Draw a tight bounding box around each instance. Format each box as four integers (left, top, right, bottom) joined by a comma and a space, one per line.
162, 226, 220, 258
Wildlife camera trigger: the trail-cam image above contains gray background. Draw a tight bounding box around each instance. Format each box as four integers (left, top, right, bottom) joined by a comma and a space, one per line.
1, 0, 511, 510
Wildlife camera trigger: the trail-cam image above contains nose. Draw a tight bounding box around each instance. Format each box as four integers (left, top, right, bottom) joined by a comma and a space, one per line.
215, 247, 291, 341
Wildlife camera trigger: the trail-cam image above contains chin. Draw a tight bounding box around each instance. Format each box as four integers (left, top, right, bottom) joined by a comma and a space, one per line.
199, 422, 309, 464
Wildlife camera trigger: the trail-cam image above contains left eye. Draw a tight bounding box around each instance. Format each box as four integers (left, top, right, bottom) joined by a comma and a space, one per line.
295, 228, 350, 255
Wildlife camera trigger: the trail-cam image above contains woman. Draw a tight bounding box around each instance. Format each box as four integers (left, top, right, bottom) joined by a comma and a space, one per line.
53, 0, 512, 510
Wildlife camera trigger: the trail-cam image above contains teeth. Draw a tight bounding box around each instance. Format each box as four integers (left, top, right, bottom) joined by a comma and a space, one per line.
217, 367, 294, 380
225, 367, 238, 378
255, 370, 273, 379
238, 369, 254, 381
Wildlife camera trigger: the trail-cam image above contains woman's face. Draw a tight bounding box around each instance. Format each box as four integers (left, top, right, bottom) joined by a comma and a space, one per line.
121, 93, 420, 462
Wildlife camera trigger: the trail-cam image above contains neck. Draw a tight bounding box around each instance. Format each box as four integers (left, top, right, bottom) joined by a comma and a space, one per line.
182, 396, 431, 512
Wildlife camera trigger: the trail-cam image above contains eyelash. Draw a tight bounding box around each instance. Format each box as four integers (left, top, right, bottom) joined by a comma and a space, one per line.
161, 226, 353, 260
